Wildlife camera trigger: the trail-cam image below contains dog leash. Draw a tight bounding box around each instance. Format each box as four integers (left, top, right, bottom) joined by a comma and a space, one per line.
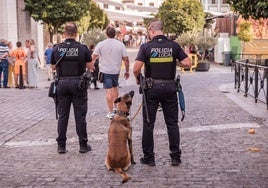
129, 103, 143, 121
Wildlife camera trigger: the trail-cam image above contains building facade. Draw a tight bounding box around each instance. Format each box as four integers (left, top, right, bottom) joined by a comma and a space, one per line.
0, 0, 44, 63
200, 0, 230, 13
94, 0, 158, 23
0, 0, 235, 61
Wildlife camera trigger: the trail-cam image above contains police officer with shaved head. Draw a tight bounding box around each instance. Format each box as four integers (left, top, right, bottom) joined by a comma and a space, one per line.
51, 22, 93, 154
133, 19, 191, 166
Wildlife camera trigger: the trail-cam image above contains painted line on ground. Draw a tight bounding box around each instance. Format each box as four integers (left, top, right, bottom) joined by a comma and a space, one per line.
3, 123, 260, 147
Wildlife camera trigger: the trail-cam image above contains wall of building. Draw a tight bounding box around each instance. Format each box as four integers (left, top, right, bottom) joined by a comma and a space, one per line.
0, 0, 44, 65
0, 0, 18, 45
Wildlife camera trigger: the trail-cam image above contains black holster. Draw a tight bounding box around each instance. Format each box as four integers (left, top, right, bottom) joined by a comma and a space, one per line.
78, 71, 92, 90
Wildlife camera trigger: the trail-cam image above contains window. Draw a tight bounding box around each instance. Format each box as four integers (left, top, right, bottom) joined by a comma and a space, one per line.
149, 2, 154, 6
103, 4, 108, 9
115, 6, 120, 10
138, 2, 143, 6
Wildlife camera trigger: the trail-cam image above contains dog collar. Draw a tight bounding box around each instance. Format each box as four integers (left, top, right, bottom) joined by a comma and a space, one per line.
116, 110, 129, 118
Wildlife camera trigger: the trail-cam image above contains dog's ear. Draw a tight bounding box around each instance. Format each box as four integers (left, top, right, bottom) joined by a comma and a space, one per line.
114, 97, 121, 104
129, 91, 134, 98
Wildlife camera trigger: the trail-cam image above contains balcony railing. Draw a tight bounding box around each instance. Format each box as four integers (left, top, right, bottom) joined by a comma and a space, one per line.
234, 58, 268, 109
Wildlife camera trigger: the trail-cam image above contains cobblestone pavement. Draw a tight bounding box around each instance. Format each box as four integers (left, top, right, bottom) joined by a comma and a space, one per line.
0, 49, 267, 188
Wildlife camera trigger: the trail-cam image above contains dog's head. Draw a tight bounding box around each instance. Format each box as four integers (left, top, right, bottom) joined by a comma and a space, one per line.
114, 91, 134, 113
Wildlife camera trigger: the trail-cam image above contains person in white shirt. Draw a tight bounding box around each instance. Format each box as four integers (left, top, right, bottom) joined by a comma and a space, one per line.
91, 26, 130, 119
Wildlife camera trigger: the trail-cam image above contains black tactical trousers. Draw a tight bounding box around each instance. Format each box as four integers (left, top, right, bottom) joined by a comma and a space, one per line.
142, 82, 181, 161
56, 78, 88, 147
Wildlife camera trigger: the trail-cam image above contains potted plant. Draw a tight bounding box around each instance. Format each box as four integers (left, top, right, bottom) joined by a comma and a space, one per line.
81, 28, 106, 46
176, 29, 217, 71
176, 29, 202, 71
195, 35, 217, 71
176, 28, 201, 53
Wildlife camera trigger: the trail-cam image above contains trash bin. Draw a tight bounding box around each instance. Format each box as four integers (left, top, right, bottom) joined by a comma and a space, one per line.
222, 51, 231, 66
265, 59, 268, 67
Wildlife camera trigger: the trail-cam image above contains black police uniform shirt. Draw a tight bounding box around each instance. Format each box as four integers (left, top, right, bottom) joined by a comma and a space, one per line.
51, 38, 92, 77
135, 35, 188, 80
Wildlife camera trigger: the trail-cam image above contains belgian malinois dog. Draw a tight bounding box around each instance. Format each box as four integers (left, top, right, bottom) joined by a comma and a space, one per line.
105, 91, 135, 183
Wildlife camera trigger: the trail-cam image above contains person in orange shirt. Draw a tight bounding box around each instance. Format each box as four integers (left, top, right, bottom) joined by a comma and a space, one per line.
9, 41, 27, 88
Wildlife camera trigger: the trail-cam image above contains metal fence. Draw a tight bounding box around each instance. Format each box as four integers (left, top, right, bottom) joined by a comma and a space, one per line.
234, 59, 268, 110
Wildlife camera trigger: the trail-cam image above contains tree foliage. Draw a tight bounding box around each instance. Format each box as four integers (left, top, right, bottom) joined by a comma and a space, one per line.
227, 0, 268, 20
88, 1, 109, 30
156, 0, 205, 35
24, 0, 89, 42
237, 21, 253, 42
77, 1, 109, 41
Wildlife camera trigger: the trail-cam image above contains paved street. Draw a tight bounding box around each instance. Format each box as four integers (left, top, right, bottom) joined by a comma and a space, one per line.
0, 49, 267, 188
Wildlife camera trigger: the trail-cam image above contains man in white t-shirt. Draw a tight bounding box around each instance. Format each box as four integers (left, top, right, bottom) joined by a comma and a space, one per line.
91, 26, 130, 119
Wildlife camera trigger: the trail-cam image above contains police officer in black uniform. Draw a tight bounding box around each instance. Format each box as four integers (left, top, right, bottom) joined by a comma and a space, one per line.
51, 22, 93, 154
133, 19, 191, 166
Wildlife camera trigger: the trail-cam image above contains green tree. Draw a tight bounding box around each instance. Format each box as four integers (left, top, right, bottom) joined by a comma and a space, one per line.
156, 0, 205, 35
77, 1, 109, 41
237, 21, 253, 42
24, 0, 89, 42
227, 0, 268, 20
78, 1, 109, 31
88, 1, 109, 30
77, 12, 91, 41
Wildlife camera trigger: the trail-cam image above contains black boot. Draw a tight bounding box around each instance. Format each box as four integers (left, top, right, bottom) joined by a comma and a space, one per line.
57, 145, 66, 154
170, 153, 181, 166
79, 144, 92, 153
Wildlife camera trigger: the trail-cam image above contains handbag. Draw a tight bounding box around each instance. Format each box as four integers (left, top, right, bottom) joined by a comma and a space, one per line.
98, 72, 104, 83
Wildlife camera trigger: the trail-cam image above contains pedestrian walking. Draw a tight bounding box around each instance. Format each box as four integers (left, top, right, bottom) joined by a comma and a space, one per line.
50, 22, 93, 154
9, 41, 27, 88
133, 19, 191, 166
89, 44, 99, 90
0, 39, 9, 88
91, 26, 130, 119
44, 42, 53, 81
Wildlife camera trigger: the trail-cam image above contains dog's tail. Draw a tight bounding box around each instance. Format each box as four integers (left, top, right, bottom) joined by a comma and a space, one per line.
114, 168, 130, 183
